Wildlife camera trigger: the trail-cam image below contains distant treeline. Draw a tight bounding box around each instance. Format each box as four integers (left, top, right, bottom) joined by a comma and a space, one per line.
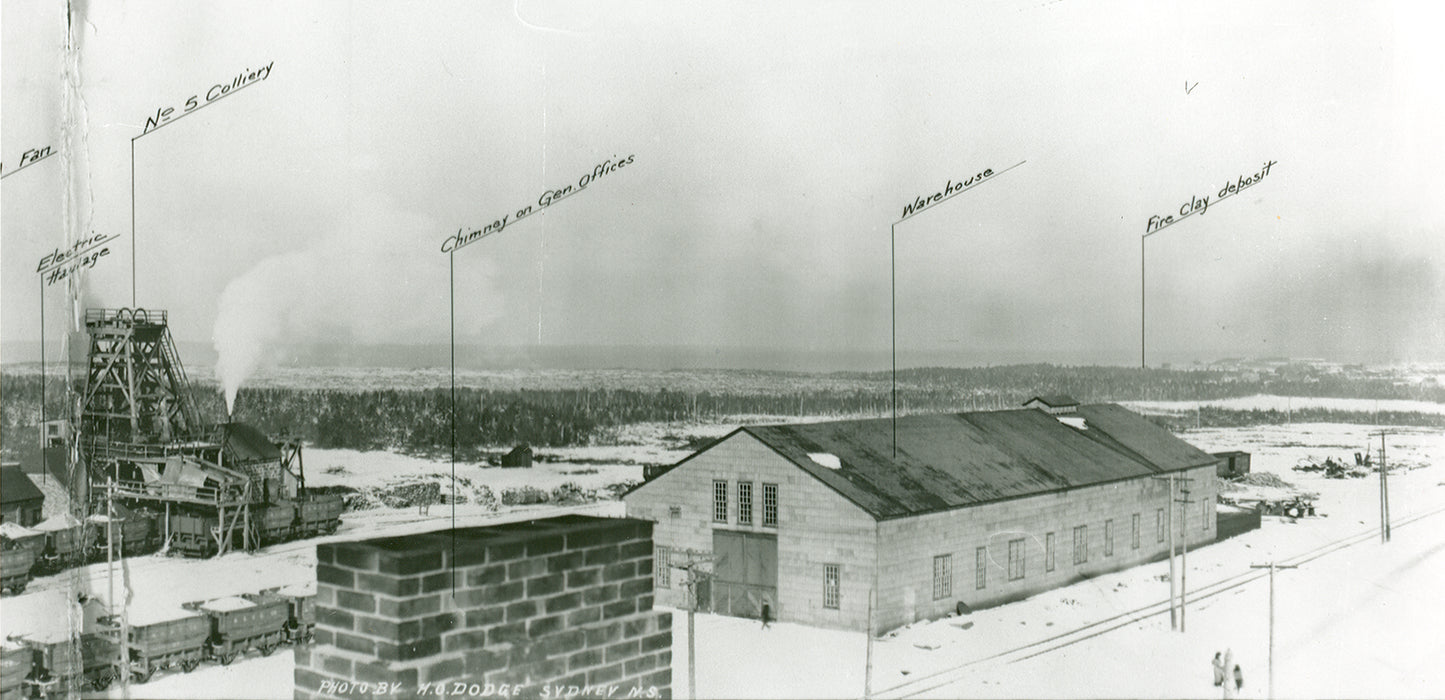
3, 365, 1443, 457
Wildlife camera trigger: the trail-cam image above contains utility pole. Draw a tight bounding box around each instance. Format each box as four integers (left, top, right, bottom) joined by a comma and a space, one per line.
1249, 563, 1298, 699
1373, 431, 1392, 542
675, 549, 714, 700
1152, 474, 1178, 629
864, 589, 875, 700
1177, 484, 1194, 632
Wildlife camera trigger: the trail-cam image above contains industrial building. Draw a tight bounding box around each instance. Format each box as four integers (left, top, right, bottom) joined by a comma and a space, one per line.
1, 464, 45, 526
625, 402, 1220, 633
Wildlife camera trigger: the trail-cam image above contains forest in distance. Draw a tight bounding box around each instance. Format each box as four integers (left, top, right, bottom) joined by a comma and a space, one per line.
3, 364, 1444, 462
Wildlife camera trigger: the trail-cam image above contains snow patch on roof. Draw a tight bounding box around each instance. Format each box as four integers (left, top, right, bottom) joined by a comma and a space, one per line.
200, 596, 255, 612
808, 453, 842, 470
33, 513, 83, 531
0, 521, 42, 539
1057, 416, 1088, 430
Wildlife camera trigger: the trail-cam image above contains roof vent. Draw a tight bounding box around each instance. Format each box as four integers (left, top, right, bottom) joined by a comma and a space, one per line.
808, 452, 842, 470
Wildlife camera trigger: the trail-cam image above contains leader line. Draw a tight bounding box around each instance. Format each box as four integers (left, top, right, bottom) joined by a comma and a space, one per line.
133, 79, 260, 141
898, 160, 1027, 224
0, 150, 58, 180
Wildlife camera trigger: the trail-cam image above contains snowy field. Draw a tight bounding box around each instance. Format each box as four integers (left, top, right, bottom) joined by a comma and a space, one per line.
1124, 394, 1445, 416
8, 421, 1438, 699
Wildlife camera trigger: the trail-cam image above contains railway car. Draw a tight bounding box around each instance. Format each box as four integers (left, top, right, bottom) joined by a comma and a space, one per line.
0, 523, 46, 558
1, 644, 29, 700
31, 515, 97, 575
88, 508, 161, 559
122, 607, 210, 683
166, 511, 219, 558
193, 595, 290, 664
0, 547, 35, 595
267, 583, 317, 644
253, 501, 297, 545
21, 633, 121, 696
296, 494, 343, 537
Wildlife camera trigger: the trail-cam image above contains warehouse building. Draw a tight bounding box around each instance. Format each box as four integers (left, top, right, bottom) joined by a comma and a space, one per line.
624, 403, 1219, 633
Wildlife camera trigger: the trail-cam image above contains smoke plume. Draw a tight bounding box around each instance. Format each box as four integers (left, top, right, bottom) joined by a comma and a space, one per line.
211, 201, 501, 414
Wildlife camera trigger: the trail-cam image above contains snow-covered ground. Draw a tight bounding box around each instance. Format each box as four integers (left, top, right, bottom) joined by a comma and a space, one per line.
8, 421, 1439, 699
671, 422, 1445, 699
1124, 394, 1445, 416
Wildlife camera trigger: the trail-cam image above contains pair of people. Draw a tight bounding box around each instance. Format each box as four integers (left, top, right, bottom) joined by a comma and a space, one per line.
1212, 652, 1243, 693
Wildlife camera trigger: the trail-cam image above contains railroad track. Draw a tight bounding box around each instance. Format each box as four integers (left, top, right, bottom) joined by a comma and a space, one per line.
872, 503, 1445, 699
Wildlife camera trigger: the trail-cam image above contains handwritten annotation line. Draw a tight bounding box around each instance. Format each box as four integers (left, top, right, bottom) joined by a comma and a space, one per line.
449, 186, 587, 255
134, 80, 260, 141
0, 151, 58, 180
898, 159, 1027, 224
1142, 189, 1248, 239
36, 234, 123, 275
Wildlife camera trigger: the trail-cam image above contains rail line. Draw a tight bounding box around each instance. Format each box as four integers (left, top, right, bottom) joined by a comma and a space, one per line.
873, 503, 1445, 699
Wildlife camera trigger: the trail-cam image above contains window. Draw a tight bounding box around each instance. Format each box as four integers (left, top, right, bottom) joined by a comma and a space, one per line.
1073, 525, 1089, 565
932, 554, 952, 599
1045, 532, 1056, 572
823, 564, 841, 609
1203, 497, 1211, 530
1007, 539, 1025, 581
668, 505, 682, 518
713, 480, 728, 523
1104, 519, 1114, 557
1156, 508, 1165, 543
738, 482, 753, 525
975, 547, 987, 590
655, 546, 671, 588
762, 483, 779, 527
1132, 513, 1141, 549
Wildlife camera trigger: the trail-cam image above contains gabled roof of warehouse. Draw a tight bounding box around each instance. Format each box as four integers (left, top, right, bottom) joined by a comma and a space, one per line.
1023, 394, 1079, 408
0, 465, 45, 505
735, 404, 1218, 520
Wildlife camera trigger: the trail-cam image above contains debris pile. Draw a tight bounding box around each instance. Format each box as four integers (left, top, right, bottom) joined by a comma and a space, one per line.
1235, 472, 1294, 489
1293, 456, 1369, 479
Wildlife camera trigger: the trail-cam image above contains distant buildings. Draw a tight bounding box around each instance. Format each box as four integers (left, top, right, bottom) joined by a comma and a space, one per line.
1213, 451, 1252, 479
625, 403, 1220, 633
1, 465, 45, 527
500, 444, 534, 468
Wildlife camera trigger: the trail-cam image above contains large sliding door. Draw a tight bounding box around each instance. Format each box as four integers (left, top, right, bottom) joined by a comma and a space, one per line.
711, 530, 778, 619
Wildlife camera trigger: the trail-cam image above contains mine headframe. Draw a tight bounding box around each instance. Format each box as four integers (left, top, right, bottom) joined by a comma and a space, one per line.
79, 308, 204, 448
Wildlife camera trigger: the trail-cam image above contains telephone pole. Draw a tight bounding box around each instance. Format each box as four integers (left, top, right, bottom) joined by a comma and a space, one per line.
1372, 431, 1392, 542
1177, 484, 1194, 632
674, 549, 715, 700
1152, 474, 1192, 630
1249, 562, 1298, 699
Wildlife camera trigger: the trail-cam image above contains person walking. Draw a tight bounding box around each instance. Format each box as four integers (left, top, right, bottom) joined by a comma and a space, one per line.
1233, 664, 1244, 694
760, 600, 773, 629
1212, 652, 1225, 687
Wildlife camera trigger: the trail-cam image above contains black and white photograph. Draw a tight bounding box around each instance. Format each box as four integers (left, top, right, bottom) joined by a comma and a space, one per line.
3, 1, 1444, 698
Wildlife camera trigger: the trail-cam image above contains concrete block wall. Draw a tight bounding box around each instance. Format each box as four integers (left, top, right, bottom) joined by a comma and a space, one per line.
295, 515, 671, 700
875, 464, 1218, 631
624, 431, 878, 631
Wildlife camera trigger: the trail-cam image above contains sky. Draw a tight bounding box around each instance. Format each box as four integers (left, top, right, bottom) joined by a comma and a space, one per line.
3, 0, 1444, 372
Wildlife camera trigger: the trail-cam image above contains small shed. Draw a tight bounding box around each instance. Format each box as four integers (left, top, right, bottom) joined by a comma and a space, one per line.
1022, 395, 1080, 415
1213, 451, 1251, 479
500, 444, 533, 468
1, 465, 45, 527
